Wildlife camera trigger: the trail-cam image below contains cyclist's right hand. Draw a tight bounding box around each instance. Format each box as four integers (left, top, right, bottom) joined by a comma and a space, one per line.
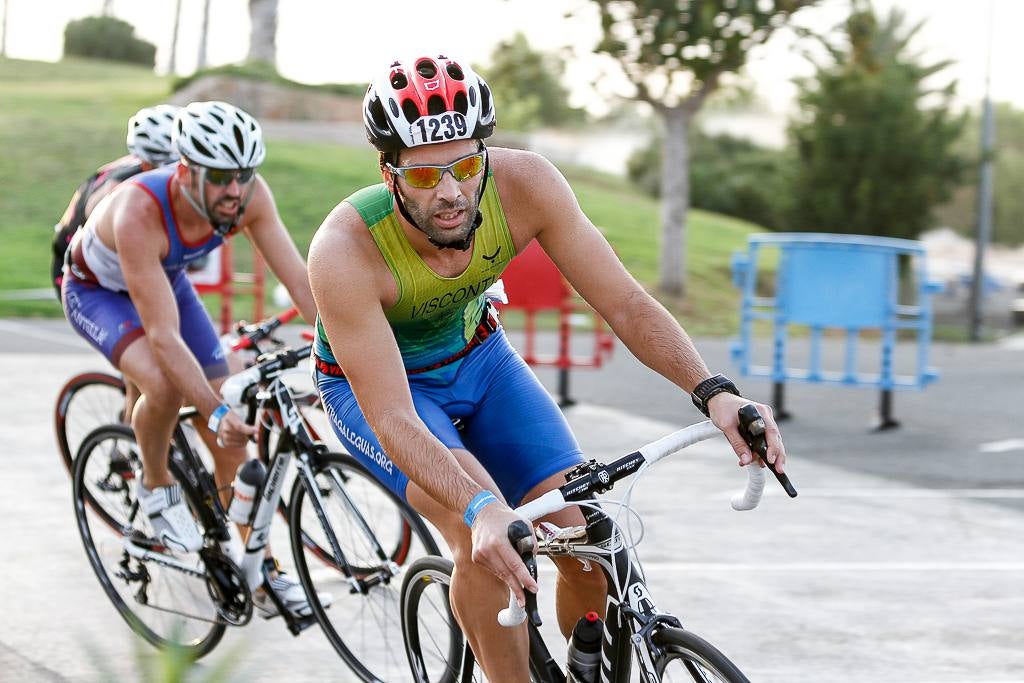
469, 503, 538, 607
215, 409, 257, 449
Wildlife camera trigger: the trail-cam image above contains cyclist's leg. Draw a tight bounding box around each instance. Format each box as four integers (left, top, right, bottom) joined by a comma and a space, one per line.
460, 329, 606, 638
406, 456, 531, 683
316, 368, 532, 681
64, 277, 202, 551
521, 472, 609, 638
63, 276, 180, 489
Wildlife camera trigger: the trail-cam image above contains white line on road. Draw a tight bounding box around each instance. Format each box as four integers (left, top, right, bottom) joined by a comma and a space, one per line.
723, 488, 1024, 499
637, 561, 1024, 572
979, 438, 1024, 454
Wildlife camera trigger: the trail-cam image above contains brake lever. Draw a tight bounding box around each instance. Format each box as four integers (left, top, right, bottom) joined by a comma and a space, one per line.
508, 520, 542, 627
737, 404, 797, 498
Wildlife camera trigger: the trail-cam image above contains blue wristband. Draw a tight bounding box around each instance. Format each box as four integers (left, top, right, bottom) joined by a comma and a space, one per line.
207, 403, 230, 434
463, 491, 498, 528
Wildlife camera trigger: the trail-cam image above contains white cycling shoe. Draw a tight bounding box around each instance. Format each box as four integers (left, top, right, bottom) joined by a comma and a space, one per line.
254, 560, 333, 619
136, 480, 204, 553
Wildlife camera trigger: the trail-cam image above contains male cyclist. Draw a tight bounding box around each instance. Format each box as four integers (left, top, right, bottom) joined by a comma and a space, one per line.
52, 104, 181, 297
308, 55, 787, 680
63, 100, 321, 618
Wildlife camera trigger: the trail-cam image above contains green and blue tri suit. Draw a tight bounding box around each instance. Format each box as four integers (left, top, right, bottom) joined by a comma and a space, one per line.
313, 180, 584, 505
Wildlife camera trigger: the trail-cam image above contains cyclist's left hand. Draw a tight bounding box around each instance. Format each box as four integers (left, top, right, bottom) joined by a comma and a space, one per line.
216, 410, 257, 449
707, 393, 786, 472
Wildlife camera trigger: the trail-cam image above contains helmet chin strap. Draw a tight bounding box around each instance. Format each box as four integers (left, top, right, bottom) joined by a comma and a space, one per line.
392, 152, 490, 252
180, 165, 256, 237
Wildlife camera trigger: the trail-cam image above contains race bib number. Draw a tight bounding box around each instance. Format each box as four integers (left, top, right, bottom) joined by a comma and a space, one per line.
409, 112, 468, 145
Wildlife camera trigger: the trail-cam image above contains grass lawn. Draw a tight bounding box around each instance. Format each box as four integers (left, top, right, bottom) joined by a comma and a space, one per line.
0, 57, 765, 335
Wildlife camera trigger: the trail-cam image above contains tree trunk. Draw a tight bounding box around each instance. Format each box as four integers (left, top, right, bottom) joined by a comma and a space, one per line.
1, 0, 8, 58
658, 106, 692, 298
197, 0, 211, 70
246, 0, 277, 67
167, 0, 182, 75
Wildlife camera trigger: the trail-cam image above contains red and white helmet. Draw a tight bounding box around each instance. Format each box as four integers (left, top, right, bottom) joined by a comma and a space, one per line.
363, 55, 496, 153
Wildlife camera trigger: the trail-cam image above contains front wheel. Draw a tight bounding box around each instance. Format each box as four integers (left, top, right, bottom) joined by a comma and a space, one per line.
72, 425, 225, 659
400, 556, 464, 683
289, 451, 441, 682
652, 626, 751, 683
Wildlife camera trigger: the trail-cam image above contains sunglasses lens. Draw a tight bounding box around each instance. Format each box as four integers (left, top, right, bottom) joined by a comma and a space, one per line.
206, 168, 233, 185
205, 168, 255, 186
403, 166, 442, 189
452, 154, 484, 181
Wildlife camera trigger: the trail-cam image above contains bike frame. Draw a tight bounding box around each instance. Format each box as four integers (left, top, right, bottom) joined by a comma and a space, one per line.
524, 506, 680, 683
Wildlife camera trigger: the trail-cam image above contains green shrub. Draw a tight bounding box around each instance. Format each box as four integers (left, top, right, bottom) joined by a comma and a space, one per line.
63, 16, 156, 68
173, 63, 365, 97
627, 131, 794, 230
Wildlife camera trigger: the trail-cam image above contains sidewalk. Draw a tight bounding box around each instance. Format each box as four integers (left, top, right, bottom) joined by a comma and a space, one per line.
1, 323, 1022, 681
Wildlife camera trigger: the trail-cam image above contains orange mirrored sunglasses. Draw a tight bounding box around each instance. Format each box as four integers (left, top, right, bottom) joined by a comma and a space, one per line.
387, 151, 486, 189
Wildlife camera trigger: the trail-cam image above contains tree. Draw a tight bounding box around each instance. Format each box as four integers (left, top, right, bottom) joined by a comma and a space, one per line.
476, 33, 584, 131
63, 16, 156, 68
591, 0, 816, 297
197, 0, 212, 69
936, 103, 1024, 246
788, 2, 966, 239
168, 0, 182, 75
1, 0, 8, 58
247, 0, 277, 68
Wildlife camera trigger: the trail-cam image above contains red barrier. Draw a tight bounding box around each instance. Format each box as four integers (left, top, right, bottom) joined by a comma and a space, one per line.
187, 241, 266, 334
498, 240, 614, 405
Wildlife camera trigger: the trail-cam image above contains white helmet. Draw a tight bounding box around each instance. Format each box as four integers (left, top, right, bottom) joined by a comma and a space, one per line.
126, 104, 180, 166
173, 101, 266, 169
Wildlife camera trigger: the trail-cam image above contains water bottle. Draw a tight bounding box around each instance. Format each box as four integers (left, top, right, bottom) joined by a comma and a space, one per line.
566, 611, 603, 683
227, 459, 267, 525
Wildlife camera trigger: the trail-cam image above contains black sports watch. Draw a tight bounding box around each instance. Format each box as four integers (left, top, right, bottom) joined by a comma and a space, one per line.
691, 374, 740, 417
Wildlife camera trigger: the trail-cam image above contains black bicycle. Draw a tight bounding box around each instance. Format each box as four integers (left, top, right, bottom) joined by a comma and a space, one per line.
73, 342, 440, 680
401, 405, 797, 682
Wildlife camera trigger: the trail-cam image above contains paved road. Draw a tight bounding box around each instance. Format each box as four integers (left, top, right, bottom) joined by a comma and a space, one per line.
1, 319, 1022, 682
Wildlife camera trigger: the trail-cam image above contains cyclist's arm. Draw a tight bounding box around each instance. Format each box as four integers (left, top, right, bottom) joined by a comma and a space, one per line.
308, 203, 489, 513
505, 152, 711, 392
113, 189, 224, 420
240, 176, 317, 324
503, 151, 785, 468
309, 204, 537, 601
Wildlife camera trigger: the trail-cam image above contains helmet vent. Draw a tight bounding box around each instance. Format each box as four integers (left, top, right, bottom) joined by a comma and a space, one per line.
401, 99, 421, 124
390, 72, 408, 89
480, 84, 492, 116
232, 125, 245, 154
446, 63, 464, 80
416, 59, 437, 78
219, 143, 241, 166
427, 95, 445, 116
388, 97, 400, 118
468, 86, 477, 107
453, 91, 468, 115
192, 138, 214, 159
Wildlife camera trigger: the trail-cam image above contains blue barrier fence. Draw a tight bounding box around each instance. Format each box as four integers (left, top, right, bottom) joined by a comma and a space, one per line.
730, 233, 941, 428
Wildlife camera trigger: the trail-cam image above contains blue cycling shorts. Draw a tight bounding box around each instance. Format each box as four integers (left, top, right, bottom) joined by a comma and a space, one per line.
314, 328, 584, 506
62, 270, 229, 379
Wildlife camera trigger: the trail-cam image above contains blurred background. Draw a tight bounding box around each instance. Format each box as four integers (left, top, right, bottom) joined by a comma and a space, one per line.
1, 0, 1021, 339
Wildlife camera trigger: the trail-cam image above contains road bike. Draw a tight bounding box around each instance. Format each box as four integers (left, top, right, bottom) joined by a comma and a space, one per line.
400, 405, 797, 682
72, 342, 440, 681
54, 308, 301, 477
